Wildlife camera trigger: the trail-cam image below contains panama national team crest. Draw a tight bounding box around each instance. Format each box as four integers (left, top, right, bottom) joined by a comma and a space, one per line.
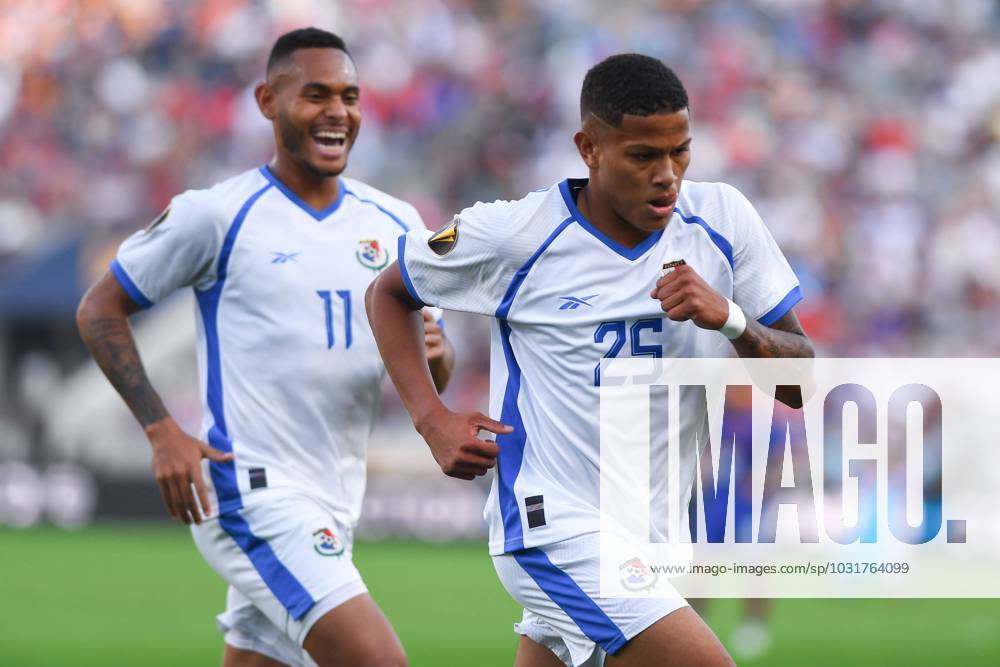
427, 219, 459, 256
619, 557, 658, 592
356, 238, 390, 271
313, 528, 345, 557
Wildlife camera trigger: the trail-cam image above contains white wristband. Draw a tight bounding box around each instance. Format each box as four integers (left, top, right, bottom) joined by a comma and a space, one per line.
719, 298, 747, 339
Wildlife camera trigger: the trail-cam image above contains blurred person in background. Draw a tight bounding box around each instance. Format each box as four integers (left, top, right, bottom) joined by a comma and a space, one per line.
368, 53, 812, 667
76, 27, 451, 667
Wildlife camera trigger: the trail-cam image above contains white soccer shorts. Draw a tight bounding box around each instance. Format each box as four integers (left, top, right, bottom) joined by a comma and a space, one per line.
492, 533, 688, 667
191, 487, 368, 666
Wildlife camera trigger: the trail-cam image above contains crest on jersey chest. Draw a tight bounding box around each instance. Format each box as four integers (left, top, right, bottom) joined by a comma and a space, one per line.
355, 238, 389, 271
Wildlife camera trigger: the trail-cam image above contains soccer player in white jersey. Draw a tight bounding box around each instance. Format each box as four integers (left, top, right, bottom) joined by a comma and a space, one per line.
367, 54, 813, 666
76, 28, 451, 667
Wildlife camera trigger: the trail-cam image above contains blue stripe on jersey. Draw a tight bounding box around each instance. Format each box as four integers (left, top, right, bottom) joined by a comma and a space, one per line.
194, 182, 317, 619
397, 235, 429, 307
496, 216, 575, 319
344, 187, 411, 233
559, 179, 664, 261
258, 165, 345, 221
109, 259, 154, 309
218, 512, 316, 620
197, 181, 273, 513
758, 285, 803, 325
496, 319, 528, 551
674, 208, 734, 270
494, 217, 575, 551
513, 547, 628, 654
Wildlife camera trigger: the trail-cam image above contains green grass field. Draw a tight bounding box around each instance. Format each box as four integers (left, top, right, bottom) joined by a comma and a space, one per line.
2, 525, 998, 666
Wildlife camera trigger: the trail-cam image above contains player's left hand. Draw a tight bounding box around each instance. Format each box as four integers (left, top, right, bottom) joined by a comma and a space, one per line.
423, 311, 445, 361
649, 263, 729, 330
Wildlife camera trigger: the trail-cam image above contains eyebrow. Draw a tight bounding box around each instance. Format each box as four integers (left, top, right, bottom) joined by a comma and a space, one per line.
300, 82, 360, 94
625, 138, 692, 151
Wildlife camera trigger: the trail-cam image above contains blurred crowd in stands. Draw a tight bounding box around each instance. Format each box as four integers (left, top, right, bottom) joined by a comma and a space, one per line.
0, 0, 998, 434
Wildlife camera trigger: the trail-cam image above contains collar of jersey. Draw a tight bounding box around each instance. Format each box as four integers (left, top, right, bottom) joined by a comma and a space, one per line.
559, 178, 664, 261
258, 165, 346, 221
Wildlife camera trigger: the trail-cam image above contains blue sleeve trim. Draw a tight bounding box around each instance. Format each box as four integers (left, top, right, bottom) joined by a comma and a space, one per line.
109, 259, 154, 309
758, 285, 803, 326
397, 234, 428, 307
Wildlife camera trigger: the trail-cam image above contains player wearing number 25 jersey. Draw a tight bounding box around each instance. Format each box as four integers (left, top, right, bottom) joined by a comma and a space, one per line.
369, 54, 811, 667
398, 176, 799, 557
78, 28, 450, 667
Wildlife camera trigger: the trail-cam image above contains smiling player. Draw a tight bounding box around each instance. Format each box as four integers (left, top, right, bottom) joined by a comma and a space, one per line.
76, 28, 451, 667
367, 54, 812, 666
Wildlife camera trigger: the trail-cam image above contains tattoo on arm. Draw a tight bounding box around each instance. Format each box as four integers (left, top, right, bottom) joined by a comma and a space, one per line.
82, 317, 168, 427
731, 311, 814, 359
731, 310, 813, 408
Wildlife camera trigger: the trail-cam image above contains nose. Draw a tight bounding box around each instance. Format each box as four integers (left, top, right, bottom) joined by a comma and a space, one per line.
651, 158, 676, 189
323, 96, 348, 121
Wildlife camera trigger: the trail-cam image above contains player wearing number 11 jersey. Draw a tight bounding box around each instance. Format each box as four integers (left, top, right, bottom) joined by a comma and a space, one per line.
77, 28, 450, 667
368, 54, 812, 666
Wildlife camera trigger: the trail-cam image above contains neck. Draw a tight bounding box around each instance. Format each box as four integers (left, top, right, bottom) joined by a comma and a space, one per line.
268, 154, 341, 211
576, 178, 651, 249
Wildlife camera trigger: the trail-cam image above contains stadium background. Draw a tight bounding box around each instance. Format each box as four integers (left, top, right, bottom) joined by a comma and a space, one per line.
1, 0, 998, 664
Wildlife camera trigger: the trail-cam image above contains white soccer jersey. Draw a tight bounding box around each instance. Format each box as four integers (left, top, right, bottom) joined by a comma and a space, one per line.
113, 165, 437, 527
399, 178, 801, 555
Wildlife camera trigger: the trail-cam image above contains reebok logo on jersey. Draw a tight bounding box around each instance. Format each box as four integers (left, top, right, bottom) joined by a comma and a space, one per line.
271, 251, 301, 264
558, 295, 597, 310
427, 220, 459, 256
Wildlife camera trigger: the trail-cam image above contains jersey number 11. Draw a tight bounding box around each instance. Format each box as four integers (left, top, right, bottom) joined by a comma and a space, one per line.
316, 290, 352, 349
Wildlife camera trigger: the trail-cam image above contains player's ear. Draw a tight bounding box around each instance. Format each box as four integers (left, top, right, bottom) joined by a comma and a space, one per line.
574, 128, 600, 170
255, 82, 277, 121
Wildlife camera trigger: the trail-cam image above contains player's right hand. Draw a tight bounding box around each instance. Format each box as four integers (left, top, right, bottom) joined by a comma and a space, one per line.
145, 418, 234, 525
416, 408, 512, 480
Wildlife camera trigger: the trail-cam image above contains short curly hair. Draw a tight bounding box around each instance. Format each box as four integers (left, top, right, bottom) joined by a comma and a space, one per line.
580, 54, 688, 126
267, 27, 350, 75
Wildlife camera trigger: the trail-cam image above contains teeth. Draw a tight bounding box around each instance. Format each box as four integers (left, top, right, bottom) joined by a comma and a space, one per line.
314, 131, 346, 140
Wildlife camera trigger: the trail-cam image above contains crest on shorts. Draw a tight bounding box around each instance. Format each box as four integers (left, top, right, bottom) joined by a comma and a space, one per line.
356, 238, 389, 271
427, 220, 459, 256
618, 557, 658, 592
313, 528, 345, 557
144, 206, 170, 233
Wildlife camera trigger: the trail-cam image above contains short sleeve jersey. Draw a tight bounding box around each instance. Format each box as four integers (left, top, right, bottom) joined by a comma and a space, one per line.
113, 165, 438, 526
399, 178, 801, 555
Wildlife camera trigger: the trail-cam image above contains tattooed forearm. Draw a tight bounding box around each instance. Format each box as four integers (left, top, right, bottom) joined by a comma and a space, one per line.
731, 310, 813, 408
80, 317, 168, 427
731, 312, 814, 359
